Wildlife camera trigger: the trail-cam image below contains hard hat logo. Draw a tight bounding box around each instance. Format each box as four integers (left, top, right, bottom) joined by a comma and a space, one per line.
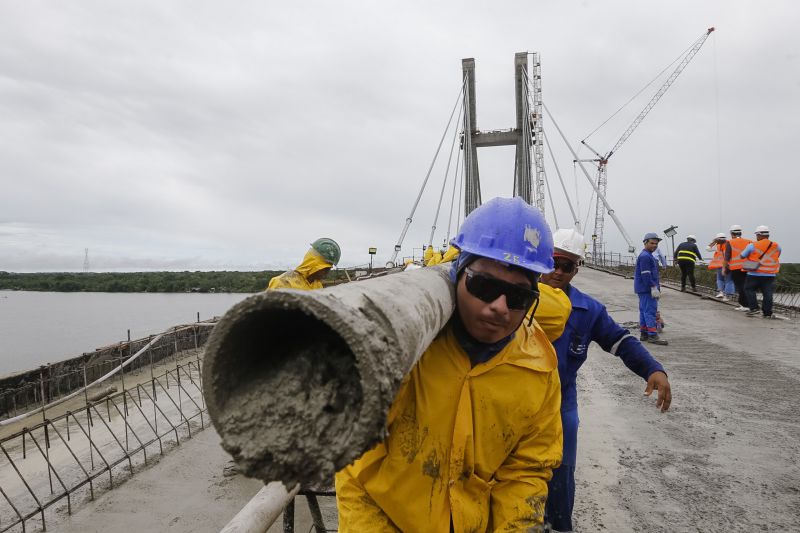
524, 226, 541, 249
310, 238, 342, 266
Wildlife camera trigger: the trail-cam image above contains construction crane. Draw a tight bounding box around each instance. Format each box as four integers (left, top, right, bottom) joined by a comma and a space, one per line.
578, 27, 715, 259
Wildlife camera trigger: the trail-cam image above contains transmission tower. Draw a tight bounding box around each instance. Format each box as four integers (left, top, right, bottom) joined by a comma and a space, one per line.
83, 248, 89, 273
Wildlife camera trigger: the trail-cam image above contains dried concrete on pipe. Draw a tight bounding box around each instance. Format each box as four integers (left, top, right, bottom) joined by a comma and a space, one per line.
203, 265, 455, 488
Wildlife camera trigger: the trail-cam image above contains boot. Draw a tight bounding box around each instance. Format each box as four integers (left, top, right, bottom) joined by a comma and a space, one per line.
640, 333, 648, 341
646, 334, 668, 346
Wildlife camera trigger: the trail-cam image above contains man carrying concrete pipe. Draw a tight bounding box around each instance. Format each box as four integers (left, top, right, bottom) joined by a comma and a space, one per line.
335, 197, 563, 532
266, 237, 341, 290
540, 228, 672, 533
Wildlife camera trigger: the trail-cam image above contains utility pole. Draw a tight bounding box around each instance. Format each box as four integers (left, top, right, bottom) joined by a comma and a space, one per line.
83, 248, 90, 273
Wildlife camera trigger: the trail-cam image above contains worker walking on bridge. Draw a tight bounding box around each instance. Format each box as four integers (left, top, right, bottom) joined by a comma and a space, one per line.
724, 225, 752, 311
266, 238, 341, 290
336, 197, 563, 532
741, 226, 782, 319
708, 233, 735, 300
635, 233, 668, 345
674, 235, 702, 292
541, 228, 671, 532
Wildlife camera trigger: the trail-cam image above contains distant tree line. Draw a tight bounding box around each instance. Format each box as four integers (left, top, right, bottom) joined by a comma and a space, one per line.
0, 271, 282, 293
0, 269, 357, 293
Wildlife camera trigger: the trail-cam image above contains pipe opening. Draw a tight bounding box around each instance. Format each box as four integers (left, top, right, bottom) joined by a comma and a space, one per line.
212, 306, 363, 487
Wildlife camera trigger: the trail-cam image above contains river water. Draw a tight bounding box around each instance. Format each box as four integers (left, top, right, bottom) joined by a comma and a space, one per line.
0, 291, 253, 376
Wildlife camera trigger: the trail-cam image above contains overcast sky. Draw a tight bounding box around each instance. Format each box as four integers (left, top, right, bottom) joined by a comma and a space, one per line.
1, 1, 797, 272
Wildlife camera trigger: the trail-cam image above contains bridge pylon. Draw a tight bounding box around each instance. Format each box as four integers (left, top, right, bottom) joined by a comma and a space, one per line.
461, 52, 545, 217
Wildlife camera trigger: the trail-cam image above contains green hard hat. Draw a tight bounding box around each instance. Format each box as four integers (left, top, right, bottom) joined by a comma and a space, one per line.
310, 237, 341, 265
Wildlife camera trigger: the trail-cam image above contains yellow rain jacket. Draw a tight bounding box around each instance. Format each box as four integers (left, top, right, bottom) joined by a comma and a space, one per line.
426, 250, 445, 266
424, 245, 435, 264
336, 323, 563, 532
266, 248, 332, 291
530, 284, 572, 342
441, 245, 460, 264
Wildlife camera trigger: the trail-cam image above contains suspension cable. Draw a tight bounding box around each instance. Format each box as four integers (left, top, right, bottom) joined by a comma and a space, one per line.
388, 77, 467, 266
445, 139, 463, 245
428, 102, 464, 247
543, 130, 579, 229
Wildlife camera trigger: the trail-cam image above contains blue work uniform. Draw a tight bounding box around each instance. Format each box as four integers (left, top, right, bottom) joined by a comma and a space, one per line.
545, 284, 666, 532
634, 249, 661, 337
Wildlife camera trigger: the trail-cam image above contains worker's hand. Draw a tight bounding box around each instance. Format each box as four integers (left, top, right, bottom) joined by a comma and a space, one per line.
645, 371, 671, 412
650, 287, 661, 299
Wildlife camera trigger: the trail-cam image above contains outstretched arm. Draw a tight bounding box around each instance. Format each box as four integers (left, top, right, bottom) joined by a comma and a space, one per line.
592, 306, 671, 411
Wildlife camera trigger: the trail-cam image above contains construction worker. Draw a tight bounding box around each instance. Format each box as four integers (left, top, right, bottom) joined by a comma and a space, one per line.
724, 224, 752, 311
266, 238, 341, 290
336, 197, 562, 532
426, 247, 445, 266
541, 228, 671, 532
635, 233, 668, 345
707, 233, 735, 300
741, 226, 782, 318
674, 235, 702, 292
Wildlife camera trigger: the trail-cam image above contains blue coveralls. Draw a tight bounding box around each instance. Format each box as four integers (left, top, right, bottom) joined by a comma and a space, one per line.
634, 249, 661, 337
545, 284, 666, 532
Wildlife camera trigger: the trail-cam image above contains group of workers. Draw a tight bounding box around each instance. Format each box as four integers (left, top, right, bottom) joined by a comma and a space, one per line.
266, 197, 672, 532
652, 225, 783, 319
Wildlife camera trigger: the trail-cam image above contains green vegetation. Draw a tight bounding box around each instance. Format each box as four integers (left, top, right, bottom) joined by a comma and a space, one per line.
0, 268, 358, 293
0, 271, 281, 293
601, 263, 800, 290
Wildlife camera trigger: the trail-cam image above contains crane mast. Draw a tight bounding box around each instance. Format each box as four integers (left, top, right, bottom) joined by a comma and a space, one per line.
586, 27, 715, 259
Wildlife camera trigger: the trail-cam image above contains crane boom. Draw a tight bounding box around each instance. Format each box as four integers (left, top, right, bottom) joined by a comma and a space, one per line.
606, 27, 715, 161
584, 26, 714, 261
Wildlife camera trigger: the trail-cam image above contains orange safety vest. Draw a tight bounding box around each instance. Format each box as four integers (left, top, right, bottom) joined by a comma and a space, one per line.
708, 243, 725, 270
727, 237, 752, 271
746, 239, 781, 275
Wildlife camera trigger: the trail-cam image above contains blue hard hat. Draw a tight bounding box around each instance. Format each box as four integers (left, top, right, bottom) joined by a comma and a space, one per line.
643, 232, 662, 242
451, 197, 554, 274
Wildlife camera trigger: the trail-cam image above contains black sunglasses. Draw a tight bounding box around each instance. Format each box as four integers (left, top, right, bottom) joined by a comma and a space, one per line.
553, 258, 577, 274
464, 268, 539, 310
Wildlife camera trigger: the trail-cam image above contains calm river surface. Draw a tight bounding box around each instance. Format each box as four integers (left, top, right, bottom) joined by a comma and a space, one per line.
0, 291, 253, 376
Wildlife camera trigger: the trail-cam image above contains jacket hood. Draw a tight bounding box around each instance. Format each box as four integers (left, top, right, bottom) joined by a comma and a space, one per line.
294, 248, 332, 279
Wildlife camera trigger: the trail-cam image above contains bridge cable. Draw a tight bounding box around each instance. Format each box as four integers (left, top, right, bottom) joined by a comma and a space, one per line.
543, 130, 580, 229
428, 102, 465, 247
388, 77, 467, 266
444, 139, 464, 246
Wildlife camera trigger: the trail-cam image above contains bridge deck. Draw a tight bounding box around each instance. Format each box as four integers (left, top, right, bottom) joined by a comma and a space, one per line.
50, 268, 799, 532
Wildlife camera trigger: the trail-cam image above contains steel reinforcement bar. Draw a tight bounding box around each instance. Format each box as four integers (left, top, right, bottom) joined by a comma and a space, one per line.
0, 343, 209, 532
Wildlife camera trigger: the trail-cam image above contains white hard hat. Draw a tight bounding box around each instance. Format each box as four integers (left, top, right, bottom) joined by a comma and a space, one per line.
755, 225, 770, 234
552, 228, 585, 260
715, 232, 726, 239
729, 224, 742, 232
687, 235, 697, 241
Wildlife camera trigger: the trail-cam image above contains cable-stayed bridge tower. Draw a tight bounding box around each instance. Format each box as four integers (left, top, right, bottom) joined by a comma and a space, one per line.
461, 52, 546, 217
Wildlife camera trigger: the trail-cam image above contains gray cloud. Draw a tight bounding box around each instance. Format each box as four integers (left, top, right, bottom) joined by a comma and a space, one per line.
1, 0, 797, 272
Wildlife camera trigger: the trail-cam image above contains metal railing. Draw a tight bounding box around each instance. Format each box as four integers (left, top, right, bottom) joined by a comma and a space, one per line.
586, 252, 800, 318
1, 325, 213, 422
0, 327, 212, 532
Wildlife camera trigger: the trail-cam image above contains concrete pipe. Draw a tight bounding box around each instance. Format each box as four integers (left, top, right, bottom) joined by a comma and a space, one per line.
202, 265, 455, 488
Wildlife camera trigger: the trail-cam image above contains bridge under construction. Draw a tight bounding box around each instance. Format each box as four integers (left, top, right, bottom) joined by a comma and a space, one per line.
18, 266, 796, 533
